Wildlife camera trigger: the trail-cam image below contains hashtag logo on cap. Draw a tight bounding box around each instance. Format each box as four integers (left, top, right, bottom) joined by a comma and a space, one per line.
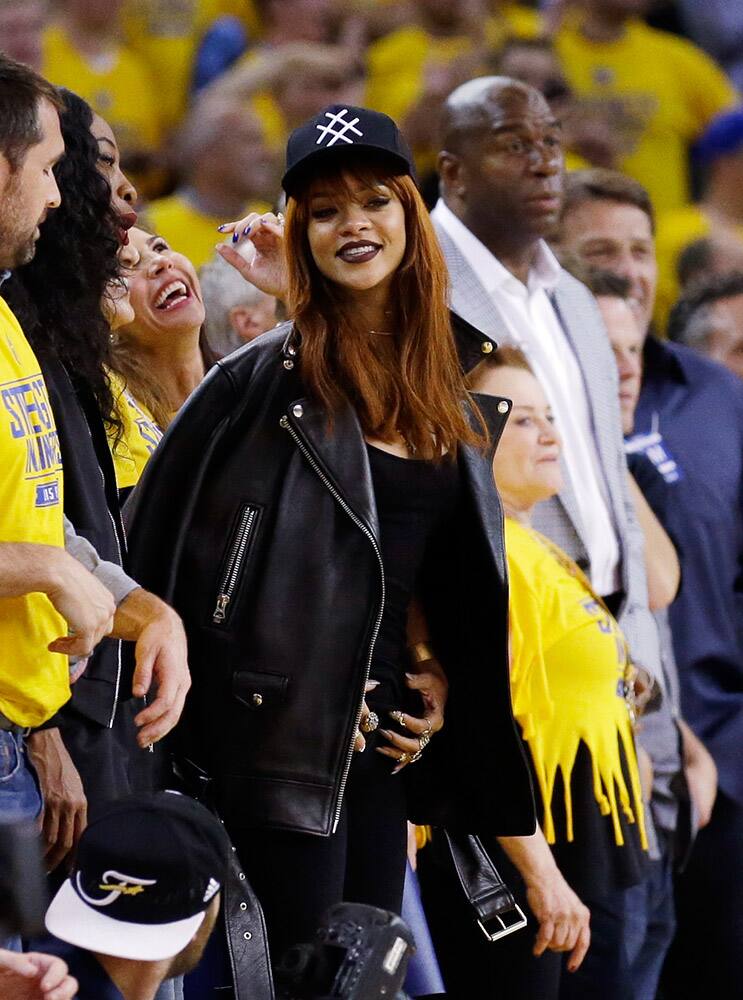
315, 108, 364, 147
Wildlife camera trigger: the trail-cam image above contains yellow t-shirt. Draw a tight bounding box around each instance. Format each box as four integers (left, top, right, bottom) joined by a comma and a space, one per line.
555, 18, 738, 214
120, 0, 261, 133
505, 518, 647, 849
108, 373, 163, 491
0, 298, 69, 727
142, 191, 271, 269
42, 25, 162, 188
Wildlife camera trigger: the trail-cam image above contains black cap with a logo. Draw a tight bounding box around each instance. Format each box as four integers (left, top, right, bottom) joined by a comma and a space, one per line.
45, 791, 231, 961
282, 104, 416, 197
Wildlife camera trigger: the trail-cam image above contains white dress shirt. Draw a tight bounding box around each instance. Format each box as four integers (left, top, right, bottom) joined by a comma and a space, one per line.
433, 200, 621, 594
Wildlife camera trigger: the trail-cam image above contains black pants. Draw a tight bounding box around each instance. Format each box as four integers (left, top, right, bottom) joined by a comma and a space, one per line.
230, 737, 408, 964
417, 836, 633, 1000
662, 791, 743, 998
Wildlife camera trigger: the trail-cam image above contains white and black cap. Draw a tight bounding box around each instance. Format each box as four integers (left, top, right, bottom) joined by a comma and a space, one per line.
282, 104, 415, 197
45, 791, 230, 962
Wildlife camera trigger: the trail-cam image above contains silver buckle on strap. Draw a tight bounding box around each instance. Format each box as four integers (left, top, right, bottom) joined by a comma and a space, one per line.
478, 904, 528, 942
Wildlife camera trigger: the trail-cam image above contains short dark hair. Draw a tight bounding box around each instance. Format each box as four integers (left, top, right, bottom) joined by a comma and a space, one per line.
561, 168, 655, 235
668, 271, 743, 346
677, 236, 714, 289
0, 54, 63, 169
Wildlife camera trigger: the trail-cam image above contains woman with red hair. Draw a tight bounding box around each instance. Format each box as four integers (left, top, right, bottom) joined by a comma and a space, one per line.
127, 105, 535, 965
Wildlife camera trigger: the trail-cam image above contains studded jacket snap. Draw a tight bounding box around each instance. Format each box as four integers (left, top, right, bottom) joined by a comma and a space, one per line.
126, 313, 535, 839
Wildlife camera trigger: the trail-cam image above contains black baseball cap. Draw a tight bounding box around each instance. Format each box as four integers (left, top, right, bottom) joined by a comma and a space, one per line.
45, 791, 231, 961
282, 104, 415, 197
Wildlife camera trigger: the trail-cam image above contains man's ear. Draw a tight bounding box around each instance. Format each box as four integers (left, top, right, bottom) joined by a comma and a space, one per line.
437, 150, 466, 201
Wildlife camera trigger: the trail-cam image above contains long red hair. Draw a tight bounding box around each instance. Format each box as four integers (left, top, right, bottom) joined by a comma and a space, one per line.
285, 163, 486, 460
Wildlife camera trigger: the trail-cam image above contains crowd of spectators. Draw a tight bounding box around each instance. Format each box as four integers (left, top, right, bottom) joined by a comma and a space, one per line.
2, 1, 743, 998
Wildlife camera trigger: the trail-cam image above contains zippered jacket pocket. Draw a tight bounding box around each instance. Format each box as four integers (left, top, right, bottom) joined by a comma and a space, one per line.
211, 502, 263, 626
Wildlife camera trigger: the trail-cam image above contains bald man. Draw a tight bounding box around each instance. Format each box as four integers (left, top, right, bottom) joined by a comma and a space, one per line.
420, 76, 664, 997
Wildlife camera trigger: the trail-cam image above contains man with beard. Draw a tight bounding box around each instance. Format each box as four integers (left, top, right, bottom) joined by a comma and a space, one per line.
0, 54, 190, 870
0, 55, 118, 839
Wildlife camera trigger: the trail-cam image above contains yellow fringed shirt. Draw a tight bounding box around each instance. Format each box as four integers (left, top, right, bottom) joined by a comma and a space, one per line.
505, 518, 647, 851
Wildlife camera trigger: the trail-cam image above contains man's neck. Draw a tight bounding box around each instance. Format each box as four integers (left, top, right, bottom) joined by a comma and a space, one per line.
460, 209, 539, 285
579, 8, 630, 44
180, 181, 249, 221
702, 184, 743, 228
59, 14, 116, 58
94, 953, 168, 1000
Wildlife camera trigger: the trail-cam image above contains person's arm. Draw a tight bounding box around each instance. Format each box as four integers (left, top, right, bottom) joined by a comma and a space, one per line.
56, 519, 190, 746
0, 542, 115, 656
678, 718, 718, 829
0, 950, 77, 1000
627, 472, 680, 611
497, 829, 591, 972
110, 587, 191, 748
26, 728, 87, 873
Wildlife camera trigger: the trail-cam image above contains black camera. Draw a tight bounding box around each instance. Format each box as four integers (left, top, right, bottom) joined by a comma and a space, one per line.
0, 819, 47, 938
274, 902, 415, 1000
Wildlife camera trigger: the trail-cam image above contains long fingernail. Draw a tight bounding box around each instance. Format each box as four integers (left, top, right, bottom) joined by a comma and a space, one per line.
243, 225, 252, 236
217, 224, 228, 232
366, 679, 380, 689
392, 765, 403, 775
405, 672, 416, 681
232, 231, 239, 243
378, 729, 393, 738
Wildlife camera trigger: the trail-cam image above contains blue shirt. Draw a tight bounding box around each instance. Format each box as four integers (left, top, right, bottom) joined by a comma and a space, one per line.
632, 337, 743, 804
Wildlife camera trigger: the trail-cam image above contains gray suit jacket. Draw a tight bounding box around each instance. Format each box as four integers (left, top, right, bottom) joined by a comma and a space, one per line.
435, 219, 662, 681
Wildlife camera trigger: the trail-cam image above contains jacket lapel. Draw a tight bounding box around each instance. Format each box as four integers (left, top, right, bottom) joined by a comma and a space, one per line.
286, 394, 380, 544
435, 222, 504, 343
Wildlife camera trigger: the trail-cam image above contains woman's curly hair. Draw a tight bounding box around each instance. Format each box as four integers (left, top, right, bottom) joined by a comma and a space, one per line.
3, 88, 121, 435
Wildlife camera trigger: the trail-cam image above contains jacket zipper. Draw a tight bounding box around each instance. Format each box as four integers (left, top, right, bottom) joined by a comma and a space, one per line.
212, 504, 260, 625
280, 414, 385, 834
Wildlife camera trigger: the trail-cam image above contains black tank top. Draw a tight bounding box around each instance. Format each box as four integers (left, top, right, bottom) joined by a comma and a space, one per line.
365, 443, 460, 714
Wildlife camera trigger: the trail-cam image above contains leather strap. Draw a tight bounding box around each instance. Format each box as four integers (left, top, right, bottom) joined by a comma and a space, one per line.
442, 830, 527, 941
171, 756, 274, 999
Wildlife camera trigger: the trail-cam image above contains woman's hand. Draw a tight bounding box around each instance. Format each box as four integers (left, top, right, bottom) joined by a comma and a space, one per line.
216, 211, 289, 301
376, 667, 447, 774
354, 680, 380, 753
498, 829, 591, 972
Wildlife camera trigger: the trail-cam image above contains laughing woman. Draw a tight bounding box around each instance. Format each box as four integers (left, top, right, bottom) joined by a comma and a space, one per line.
126, 106, 535, 961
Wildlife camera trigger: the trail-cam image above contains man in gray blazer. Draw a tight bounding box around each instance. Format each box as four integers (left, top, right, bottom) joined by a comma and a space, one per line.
422, 75, 663, 992
433, 76, 660, 685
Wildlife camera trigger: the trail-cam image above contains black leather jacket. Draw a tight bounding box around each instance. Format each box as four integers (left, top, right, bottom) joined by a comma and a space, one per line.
127, 314, 535, 839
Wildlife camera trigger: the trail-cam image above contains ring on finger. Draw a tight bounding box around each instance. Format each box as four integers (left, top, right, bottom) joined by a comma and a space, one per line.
418, 732, 431, 751
360, 711, 379, 734
390, 710, 408, 729
421, 717, 433, 737
276, 212, 285, 224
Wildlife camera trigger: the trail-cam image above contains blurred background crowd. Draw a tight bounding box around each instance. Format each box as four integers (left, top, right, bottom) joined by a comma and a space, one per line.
3, 1, 743, 998
3, 0, 743, 345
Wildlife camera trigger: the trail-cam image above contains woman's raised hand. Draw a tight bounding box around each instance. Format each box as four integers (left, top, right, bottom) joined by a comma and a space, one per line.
216, 211, 289, 301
